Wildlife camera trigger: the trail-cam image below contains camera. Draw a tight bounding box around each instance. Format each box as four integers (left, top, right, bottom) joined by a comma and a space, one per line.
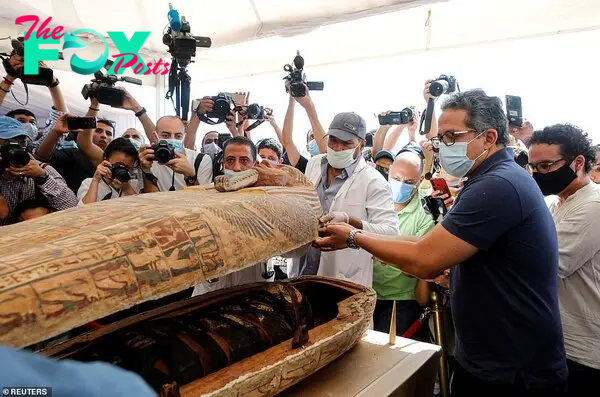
110, 164, 131, 183
429, 75, 457, 97
0, 141, 30, 169
245, 103, 266, 120
1, 38, 54, 86
163, 4, 211, 64
152, 140, 176, 164
82, 68, 142, 107
379, 108, 414, 125
283, 51, 324, 98
200, 93, 233, 124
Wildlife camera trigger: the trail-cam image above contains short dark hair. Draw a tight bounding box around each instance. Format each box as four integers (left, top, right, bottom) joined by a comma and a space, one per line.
97, 119, 115, 131
530, 124, 595, 173
103, 137, 139, 166
6, 109, 36, 121
441, 89, 509, 146
223, 136, 257, 162
257, 138, 282, 159
13, 195, 52, 219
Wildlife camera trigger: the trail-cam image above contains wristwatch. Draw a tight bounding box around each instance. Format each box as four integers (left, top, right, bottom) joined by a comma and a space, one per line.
33, 172, 49, 185
347, 230, 362, 249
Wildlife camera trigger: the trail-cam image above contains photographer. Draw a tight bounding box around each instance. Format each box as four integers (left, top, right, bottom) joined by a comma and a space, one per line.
528, 124, 600, 396
315, 90, 568, 396
142, 115, 212, 191
77, 138, 146, 205
35, 115, 115, 193
0, 117, 77, 225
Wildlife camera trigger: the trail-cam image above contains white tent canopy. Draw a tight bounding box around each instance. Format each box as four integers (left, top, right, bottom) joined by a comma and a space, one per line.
0, 0, 599, 140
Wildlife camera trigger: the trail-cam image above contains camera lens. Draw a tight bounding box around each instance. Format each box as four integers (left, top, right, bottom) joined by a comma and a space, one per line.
111, 165, 131, 182
212, 96, 230, 118
7, 146, 30, 168
430, 80, 449, 97
153, 142, 174, 164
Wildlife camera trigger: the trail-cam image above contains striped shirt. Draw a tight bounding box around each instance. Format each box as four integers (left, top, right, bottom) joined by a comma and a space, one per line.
0, 164, 78, 225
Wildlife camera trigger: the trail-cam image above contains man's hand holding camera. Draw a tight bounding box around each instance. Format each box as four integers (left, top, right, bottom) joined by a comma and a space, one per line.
8, 153, 45, 179
93, 161, 113, 183
139, 145, 154, 173
4, 55, 23, 81
195, 97, 214, 116
166, 151, 194, 178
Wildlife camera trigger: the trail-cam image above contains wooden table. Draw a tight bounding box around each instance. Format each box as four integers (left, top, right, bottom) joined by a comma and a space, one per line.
280, 330, 441, 397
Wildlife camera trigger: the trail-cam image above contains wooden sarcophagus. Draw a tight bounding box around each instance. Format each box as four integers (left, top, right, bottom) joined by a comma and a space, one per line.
0, 170, 376, 396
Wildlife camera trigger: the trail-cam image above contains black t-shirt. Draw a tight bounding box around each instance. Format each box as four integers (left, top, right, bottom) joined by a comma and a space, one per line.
441, 148, 567, 387
49, 148, 96, 194
282, 152, 308, 174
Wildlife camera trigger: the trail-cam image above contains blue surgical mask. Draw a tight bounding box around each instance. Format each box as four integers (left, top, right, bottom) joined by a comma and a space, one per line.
308, 139, 320, 156
390, 179, 416, 204
22, 123, 38, 141
165, 139, 184, 153
438, 133, 487, 178
224, 169, 239, 178
128, 138, 141, 151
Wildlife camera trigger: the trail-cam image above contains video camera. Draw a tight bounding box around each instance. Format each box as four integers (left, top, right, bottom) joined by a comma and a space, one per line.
283, 51, 324, 98
164, 2, 212, 122
1, 37, 54, 87
379, 108, 414, 125
429, 75, 457, 97
81, 61, 142, 107
0, 141, 30, 170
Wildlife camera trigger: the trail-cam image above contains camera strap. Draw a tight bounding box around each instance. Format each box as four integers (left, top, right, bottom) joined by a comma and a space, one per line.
419, 98, 435, 136
241, 119, 265, 133
199, 114, 226, 125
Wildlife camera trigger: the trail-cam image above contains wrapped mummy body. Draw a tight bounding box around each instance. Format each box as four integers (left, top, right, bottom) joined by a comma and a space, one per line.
0, 165, 376, 396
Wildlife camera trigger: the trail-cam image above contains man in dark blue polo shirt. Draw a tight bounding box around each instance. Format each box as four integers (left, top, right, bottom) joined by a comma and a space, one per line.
314, 90, 567, 396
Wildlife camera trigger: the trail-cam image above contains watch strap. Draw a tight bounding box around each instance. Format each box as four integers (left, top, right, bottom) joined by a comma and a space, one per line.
49, 78, 60, 88
347, 230, 362, 249
135, 107, 147, 118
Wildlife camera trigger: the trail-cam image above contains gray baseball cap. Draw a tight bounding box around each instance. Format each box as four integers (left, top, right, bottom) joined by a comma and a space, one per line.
327, 112, 366, 142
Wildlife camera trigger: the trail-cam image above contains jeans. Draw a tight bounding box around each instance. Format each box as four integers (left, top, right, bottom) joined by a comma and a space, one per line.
450, 361, 566, 397
373, 299, 421, 336
566, 359, 600, 397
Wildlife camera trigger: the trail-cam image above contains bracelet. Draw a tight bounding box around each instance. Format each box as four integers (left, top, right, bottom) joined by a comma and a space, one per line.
3, 77, 13, 86
49, 78, 60, 88
347, 230, 362, 250
135, 107, 147, 118
88, 106, 100, 111
0, 87, 9, 93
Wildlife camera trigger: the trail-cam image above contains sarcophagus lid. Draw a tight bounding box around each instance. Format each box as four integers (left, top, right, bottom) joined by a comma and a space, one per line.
0, 185, 322, 348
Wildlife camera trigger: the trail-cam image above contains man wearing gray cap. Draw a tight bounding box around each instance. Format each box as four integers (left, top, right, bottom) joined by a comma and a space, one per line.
290, 112, 398, 287
0, 117, 77, 225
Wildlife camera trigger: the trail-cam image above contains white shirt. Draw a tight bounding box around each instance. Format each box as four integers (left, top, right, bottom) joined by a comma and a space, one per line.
550, 182, 600, 369
150, 148, 213, 191
76, 177, 143, 206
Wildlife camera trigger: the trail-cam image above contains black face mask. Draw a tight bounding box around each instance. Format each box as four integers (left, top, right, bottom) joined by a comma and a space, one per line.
533, 163, 577, 196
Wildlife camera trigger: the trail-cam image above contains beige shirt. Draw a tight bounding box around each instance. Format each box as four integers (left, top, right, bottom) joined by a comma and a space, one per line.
550, 182, 600, 369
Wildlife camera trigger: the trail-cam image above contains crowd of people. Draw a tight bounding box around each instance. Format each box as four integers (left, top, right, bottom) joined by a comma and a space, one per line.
0, 53, 599, 397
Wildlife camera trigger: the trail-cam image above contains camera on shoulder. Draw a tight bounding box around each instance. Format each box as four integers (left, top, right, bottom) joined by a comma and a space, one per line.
81, 61, 142, 107
283, 51, 324, 98
1, 38, 54, 86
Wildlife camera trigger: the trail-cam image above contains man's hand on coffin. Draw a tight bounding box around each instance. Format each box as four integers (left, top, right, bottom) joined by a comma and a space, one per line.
94, 161, 113, 182
8, 154, 45, 178
0, 194, 8, 220
139, 145, 154, 173
166, 151, 194, 177
313, 222, 356, 252
319, 212, 349, 227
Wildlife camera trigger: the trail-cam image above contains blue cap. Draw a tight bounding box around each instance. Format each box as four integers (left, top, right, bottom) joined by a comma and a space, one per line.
0, 116, 27, 140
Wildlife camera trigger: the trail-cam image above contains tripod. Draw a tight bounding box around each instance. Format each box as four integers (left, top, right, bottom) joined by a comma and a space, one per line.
166, 58, 192, 122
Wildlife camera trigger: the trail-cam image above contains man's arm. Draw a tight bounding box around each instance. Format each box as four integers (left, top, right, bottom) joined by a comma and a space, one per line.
36, 165, 78, 210
371, 124, 391, 158
47, 67, 67, 112
184, 112, 201, 150
76, 127, 104, 166
281, 97, 304, 167
139, 145, 160, 193
78, 178, 100, 204
118, 88, 156, 144
35, 114, 69, 161
360, 177, 399, 236
295, 89, 327, 154
555, 199, 600, 278
382, 124, 407, 151
0, 56, 22, 106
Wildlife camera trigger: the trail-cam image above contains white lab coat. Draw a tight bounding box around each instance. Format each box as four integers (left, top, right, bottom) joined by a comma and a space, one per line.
290, 155, 398, 287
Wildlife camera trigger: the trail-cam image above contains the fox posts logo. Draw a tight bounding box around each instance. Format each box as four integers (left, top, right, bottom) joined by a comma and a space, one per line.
16, 15, 170, 76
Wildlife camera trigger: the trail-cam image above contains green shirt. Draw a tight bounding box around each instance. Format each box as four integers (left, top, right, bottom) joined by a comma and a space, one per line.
372, 192, 435, 300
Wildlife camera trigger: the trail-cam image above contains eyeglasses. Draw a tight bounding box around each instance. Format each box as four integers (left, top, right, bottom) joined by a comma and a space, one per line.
528, 158, 566, 173
430, 130, 477, 148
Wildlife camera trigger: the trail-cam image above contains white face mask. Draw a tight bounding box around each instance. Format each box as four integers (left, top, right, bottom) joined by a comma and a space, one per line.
327, 146, 358, 169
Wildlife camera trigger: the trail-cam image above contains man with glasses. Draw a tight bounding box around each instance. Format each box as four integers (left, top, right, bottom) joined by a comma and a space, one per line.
315, 90, 567, 397
528, 124, 600, 397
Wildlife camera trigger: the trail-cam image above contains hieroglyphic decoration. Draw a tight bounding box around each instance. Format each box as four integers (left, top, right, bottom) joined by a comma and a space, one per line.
0, 185, 321, 348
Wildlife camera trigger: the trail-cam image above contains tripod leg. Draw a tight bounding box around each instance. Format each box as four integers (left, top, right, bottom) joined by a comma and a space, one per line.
431, 289, 450, 397
180, 69, 191, 122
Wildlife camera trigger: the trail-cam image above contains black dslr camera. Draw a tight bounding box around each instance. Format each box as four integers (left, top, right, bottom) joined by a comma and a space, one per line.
152, 140, 176, 164
245, 103, 266, 120
283, 51, 324, 98
0, 141, 30, 170
110, 164, 131, 183
82, 67, 142, 107
429, 75, 457, 97
379, 108, 414, 125
0, 38, 54, 87
199, 93, 233, 124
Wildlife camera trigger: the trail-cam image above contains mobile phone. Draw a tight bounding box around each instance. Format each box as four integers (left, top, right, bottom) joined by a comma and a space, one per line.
430, 177, 452, 198
505, 95, 523, 127
66, 116, 97, 131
